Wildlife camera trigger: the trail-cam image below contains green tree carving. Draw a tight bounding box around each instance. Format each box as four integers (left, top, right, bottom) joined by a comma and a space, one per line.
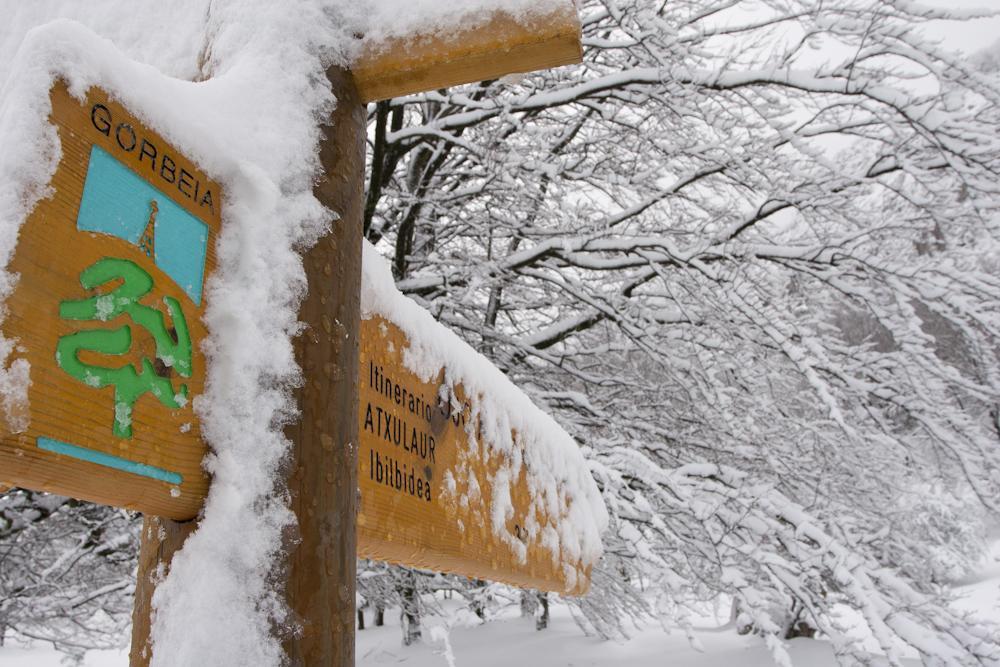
56, 257, 193, 439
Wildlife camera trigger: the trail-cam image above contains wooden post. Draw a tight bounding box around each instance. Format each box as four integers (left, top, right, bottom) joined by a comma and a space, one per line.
127, 67, 364, 666
281, 65, 365, 665
117, 7, 581, 664
129, 517, 196, 666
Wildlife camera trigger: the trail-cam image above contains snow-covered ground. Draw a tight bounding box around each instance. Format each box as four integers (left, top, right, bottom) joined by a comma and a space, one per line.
5, 538, 998, 667
0, 608, 877, 667
953, 531, 1000, 624
355, 604, 891, 667
0, 608, 926, 667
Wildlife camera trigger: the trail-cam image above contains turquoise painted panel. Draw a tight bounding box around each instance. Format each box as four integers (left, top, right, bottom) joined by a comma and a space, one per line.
154, 205, 208, 307
76, 146, 208, 305
37, 436, 183, 485
76, 146, 147, 245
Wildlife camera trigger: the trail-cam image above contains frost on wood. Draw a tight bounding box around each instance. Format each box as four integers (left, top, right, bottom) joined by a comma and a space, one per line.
362, 241, 608, 577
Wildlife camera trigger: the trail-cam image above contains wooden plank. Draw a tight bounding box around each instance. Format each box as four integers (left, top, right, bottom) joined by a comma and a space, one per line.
352, 1, 582, 102
0, 83, 218, 519
356, 316, 592, 595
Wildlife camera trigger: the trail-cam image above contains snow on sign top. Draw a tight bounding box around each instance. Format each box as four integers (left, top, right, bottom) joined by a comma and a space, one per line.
0, 14, 333, 666
350, 0, 571, 44
349, 0, 582, 101
0, 80, 605, 591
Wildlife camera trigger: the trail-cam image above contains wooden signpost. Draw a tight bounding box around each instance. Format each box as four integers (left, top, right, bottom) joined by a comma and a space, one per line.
1, 2, 586, 666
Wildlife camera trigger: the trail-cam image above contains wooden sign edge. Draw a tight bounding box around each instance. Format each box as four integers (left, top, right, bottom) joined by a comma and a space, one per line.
353, 1, 583, 102
358, 532, 591, 596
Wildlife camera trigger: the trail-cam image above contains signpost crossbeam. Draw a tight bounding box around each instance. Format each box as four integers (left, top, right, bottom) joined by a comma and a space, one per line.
353, 2, 581, 102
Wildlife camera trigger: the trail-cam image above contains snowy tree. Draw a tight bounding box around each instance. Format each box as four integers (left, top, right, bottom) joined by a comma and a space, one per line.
357, 559, 393, 630
362, 0, 1000, 663
0, 489, 138, 658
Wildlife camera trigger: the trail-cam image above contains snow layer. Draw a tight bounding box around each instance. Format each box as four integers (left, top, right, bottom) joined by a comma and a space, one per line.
361, 242, 607, 576
17, 581, 1000, 667
342, 0, 569, 52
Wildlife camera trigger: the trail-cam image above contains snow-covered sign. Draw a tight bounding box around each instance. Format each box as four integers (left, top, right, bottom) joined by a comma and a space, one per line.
358, 245, 605, 595
358, 319, 592, 594
0, 83, 218, 518
0, 82, 603, 595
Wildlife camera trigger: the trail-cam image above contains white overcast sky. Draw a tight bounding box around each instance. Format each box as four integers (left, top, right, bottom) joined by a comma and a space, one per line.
920, 0, 1000, 55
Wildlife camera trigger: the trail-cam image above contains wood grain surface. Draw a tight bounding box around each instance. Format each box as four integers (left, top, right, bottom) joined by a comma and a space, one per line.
0, 83, 219, 519
353, 1, 582, 102
357, 315, 592, 595
129, 515, 197, 666
280, 66, 365, 666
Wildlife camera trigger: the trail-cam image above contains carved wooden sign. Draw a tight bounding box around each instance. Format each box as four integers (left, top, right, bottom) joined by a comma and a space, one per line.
357, 316, 591, 594
2, 83, 591, 595
0, 83, 220, 519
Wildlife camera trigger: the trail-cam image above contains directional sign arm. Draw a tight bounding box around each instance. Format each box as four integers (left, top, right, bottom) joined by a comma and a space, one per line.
352, 0, 582, 102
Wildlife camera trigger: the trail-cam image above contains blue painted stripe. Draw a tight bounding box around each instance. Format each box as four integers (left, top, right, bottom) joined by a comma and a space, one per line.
37, 436, 183, 485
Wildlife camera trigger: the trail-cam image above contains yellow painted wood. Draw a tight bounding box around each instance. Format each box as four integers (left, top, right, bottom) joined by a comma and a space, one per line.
0, 83, 219, 519
2, 83, 591, 594
357, 316, 592, 595
353, 1, 582, 102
